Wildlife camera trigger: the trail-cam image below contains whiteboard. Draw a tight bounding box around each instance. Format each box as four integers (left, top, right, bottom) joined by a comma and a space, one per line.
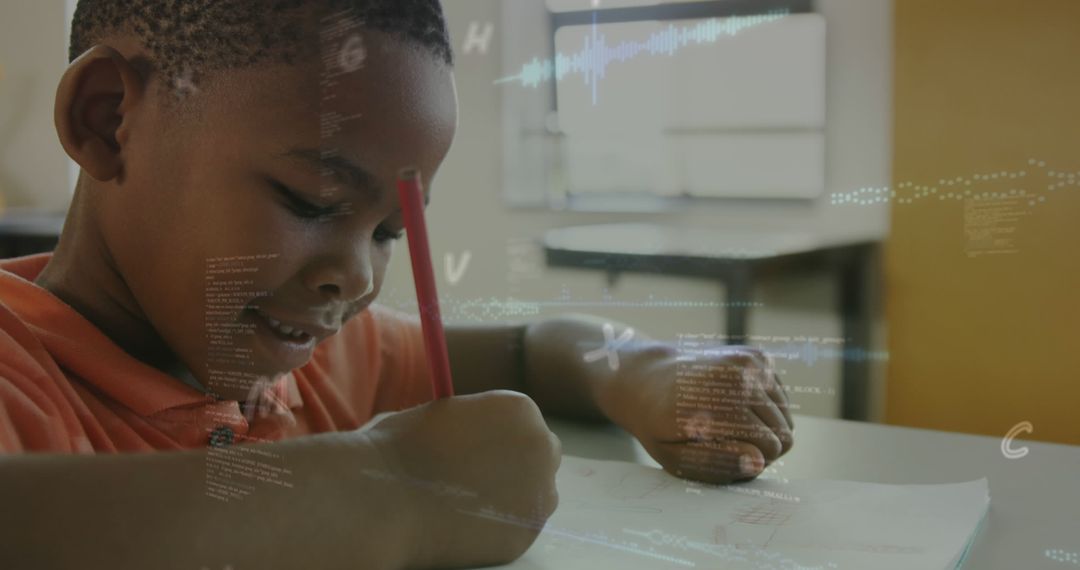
554, 13, 826, 199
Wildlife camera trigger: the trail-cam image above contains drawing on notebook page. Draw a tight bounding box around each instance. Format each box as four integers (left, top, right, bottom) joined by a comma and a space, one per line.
606, 469, 678, 501
485, 456, 989, 570
733, 500, 799, 526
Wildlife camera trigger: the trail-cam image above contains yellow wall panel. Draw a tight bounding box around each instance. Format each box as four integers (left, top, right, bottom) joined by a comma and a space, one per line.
887, 0, 1080, 443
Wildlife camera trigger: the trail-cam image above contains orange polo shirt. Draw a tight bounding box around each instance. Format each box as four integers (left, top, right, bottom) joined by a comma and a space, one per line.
0, 253, 434, 454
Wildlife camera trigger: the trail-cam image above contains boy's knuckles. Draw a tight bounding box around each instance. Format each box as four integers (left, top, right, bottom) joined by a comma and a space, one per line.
760, 435, 783, 460
735, 346, 769, 364
546, 488, 560, 515
547, 431, 563, 458
734, 368, 767, 391
483, 390, 544, 419
520, 431, 563, 471
485, 389, 534, 405
723, 349, 760, 367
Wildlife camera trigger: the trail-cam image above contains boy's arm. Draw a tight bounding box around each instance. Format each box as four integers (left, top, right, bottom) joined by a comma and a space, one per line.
0, 432, 416, 570
447, 316, 795, 483
446, 316, 660, 423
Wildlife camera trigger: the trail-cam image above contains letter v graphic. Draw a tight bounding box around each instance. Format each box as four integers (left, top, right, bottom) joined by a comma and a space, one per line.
444, 251, 472, 285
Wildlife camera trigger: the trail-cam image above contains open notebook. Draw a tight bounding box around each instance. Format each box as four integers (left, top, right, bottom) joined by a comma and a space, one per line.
482, 456, 989, 570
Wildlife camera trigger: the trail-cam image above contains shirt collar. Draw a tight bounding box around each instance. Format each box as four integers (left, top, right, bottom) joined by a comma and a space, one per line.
0, 253, 304, 417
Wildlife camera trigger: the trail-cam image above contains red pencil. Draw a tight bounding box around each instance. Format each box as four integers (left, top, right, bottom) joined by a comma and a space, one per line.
397, 168, 455, 399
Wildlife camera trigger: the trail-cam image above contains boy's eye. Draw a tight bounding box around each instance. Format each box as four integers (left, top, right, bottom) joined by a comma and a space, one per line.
374, 226, 405, 243
272, 181, 340, 219
270, 180, 403, 242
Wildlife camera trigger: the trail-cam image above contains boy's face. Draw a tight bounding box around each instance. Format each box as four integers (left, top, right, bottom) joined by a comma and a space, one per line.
100, 32, 457, 397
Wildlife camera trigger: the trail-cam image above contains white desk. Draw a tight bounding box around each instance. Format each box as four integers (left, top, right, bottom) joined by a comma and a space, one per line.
547, 415, 1080, 569
543, 224, 880, 421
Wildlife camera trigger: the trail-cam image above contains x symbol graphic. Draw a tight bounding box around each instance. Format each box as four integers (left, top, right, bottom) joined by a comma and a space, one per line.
583, 323, 635, 371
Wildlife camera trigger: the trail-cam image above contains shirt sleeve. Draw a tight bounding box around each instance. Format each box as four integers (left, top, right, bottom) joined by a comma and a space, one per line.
368, 305, 435, 414
0, 302, 83, 454
0, 378, 24, 453
0, 374, 55, 454
0, 342, 65, 454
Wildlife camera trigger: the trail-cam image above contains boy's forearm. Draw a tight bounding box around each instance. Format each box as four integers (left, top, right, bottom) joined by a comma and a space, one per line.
521, 315, 667, 424
0, 432, 416, 570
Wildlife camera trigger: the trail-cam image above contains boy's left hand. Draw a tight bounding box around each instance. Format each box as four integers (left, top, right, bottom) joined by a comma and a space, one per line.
600, 344, 794, 485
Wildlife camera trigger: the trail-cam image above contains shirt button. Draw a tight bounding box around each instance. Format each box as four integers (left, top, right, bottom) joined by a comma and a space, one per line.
208, 426, 234, 447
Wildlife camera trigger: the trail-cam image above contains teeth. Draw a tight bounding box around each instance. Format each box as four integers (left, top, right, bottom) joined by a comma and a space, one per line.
255, 310, 309, 339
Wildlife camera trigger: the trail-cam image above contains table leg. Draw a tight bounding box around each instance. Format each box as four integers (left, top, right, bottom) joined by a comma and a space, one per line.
725, 269, 752, 344
839, 247, 873, 421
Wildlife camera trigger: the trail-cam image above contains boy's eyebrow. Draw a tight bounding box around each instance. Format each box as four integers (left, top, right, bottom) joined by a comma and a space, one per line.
281, 148, 384, 201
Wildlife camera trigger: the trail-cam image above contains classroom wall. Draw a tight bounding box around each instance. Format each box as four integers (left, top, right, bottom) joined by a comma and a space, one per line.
0, 0, 71, 211
886, 0, 1080, 444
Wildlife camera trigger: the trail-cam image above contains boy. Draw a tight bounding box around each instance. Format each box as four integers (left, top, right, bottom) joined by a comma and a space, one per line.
0, 1, 794, 568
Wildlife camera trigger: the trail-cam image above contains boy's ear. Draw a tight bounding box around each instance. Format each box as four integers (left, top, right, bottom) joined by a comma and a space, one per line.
54, 45, 146, 182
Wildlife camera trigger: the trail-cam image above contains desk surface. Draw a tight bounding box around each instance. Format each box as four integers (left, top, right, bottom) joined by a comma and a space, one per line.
543, 223, 875, 262
548, 415, 1080, 570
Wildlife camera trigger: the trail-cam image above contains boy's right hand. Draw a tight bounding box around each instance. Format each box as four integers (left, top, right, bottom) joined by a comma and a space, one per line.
360, 390, 562, 569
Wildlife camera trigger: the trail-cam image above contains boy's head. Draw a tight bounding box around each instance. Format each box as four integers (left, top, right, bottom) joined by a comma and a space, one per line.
54, 0, 458, 398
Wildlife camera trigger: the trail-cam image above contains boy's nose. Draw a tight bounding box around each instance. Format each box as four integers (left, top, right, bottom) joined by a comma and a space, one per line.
304, 248, 375, 303
314, 270, 374, 303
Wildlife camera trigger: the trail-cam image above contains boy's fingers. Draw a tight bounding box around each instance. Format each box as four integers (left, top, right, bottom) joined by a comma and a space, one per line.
765, 369, 795, 429
669, 400, 785, 459
736, 367, 791, 456
683, 408, 782, 462
750, 352, 794, 430
733, 408, 784, 460
656, 439, 766, 484
748, 390, 793, 456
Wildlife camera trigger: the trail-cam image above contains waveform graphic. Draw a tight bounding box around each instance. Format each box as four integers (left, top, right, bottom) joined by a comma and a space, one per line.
496, 10, 790, 104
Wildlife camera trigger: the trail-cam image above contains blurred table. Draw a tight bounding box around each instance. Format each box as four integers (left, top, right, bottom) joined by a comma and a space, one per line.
0, 209, 64, 258
543, 224, 879, 421
547, 415, 1080, 570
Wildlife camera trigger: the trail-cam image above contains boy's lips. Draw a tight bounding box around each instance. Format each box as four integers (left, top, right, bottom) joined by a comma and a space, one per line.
243, 307, 340, 372
250, 307, 339, 341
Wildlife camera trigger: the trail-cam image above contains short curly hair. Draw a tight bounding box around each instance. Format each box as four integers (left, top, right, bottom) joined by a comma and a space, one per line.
69, 0, 454, 87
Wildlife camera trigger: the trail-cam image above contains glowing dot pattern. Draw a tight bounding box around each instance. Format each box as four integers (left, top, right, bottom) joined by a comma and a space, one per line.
1047, 549, 1080, 566
378, 291, 763, 323
829, 159, 1077, 209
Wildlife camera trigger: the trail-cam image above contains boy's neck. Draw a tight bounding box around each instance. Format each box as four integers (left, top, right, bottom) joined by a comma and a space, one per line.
34, 187, 196, 389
